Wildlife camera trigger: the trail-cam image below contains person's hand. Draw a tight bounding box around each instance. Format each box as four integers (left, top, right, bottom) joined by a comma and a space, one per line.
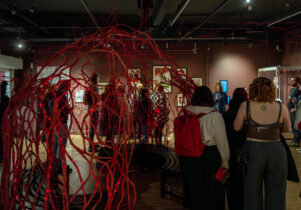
291, 108, 295, 112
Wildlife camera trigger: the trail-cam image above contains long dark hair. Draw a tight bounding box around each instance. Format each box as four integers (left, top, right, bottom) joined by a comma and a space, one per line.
191, 86, 214, 107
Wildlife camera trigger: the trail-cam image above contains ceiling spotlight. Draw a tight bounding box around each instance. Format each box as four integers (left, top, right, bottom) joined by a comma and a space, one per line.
285, 2, 290, 8
29, 5, 36, 13
17, 43, 23, 48
192, 42, 198, 54
247, 5, 253, 11
246, 0, 251, 3
11, 3, 17, 15
276, 45, 282, 52
165, 42, 169, 49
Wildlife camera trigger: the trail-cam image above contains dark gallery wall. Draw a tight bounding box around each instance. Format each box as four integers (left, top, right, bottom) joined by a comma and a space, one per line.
15, 42, 282, 134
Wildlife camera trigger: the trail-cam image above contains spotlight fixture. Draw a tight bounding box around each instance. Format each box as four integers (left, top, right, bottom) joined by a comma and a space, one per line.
246, 0, 251, 3
192, 42, 198, 54
29, 4, 36, 13
17, 43, 23, 48
11, 3, 17, 15
248, 42, 253, 48
275, 45, 282, 52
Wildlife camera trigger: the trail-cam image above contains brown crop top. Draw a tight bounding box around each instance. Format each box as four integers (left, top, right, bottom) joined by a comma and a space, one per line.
245, 101, 282, 141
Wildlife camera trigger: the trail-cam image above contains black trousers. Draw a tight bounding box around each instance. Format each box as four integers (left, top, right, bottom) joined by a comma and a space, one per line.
290, 111, 300, 143
226, 156, 244, 210
179, 146, 225, 210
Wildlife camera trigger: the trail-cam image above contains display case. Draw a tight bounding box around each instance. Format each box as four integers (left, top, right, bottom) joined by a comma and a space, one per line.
258, 66, 301, 105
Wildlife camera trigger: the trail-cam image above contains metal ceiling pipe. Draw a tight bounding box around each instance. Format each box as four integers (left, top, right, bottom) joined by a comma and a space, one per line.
80, 0, 100, 29
180, 0, 230, 41
169, 0, 190, 26
0, 2, 49, 34
267, 10, 301, 27
27, 36, 247, 42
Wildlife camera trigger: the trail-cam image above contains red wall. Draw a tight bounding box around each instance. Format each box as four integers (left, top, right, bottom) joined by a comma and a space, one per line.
282, 29, 301, 66
22, 42, 281, 134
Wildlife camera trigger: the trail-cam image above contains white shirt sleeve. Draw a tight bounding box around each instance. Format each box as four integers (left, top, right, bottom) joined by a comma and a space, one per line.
212, 113, 230, 168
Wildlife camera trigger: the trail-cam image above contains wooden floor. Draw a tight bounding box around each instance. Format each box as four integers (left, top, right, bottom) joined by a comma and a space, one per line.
1, 133, 301, 209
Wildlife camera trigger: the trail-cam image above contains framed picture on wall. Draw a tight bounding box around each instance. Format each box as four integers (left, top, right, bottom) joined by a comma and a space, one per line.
98, 83, 109, 95
177, 68, 187, 79
128, 69, 140, 83
153, 66, 172, 93
177, 94, 187, 107
192, 78, 203, 87
75, 90, 84, 102
220, 80, 228, 92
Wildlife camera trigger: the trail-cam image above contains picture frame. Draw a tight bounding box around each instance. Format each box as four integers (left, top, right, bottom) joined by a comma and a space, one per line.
220, 80, 228, 92
177, 94, 187, 107
177, 68, 187, 79
75, 90, 84, 103
97, 82, 109, 95
128, 69, 140, 83
192, 77, 203, 87
153, 66, 172, 93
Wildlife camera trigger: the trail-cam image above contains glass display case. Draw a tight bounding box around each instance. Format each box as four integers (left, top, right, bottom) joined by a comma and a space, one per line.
258, 66, 301, 105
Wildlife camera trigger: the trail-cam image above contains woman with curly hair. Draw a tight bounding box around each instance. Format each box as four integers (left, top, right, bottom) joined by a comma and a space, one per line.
234, 77, 290, 210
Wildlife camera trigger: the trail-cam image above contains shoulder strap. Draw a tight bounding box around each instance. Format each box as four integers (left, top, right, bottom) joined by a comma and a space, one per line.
277, 102, 282, 123
246, 101, 250, 121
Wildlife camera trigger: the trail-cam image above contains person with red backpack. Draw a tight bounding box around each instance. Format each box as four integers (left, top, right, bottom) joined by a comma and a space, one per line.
174, 86, 230, 210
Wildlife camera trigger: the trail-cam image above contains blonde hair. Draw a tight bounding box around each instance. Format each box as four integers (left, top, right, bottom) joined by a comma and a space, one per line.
249, 77, 275, 102
214, 82, 222, 92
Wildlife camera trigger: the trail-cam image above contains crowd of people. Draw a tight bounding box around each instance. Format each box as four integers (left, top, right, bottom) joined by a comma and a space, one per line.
176, 77, 300, 210
83, 73, 170, 150
0, 73, 300, 210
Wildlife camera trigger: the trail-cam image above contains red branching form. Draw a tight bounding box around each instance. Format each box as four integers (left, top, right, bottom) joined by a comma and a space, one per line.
1, 25, 196, 210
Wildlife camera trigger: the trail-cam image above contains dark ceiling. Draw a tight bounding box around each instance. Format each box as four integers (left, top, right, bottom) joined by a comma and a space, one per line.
0, 0, 300, 48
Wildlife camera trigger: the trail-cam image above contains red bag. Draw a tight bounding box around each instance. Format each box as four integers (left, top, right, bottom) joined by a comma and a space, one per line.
174, 109, 208, 157
215, 166, 229, 184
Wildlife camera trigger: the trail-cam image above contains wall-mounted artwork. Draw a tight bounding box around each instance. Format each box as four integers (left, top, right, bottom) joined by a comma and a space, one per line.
75, 90, 84, 103
177, 68, 187, 79
98, 83, 109, 95
192, 78, 203, 87
177, 93, 187, 107
128, 69, 140, 84
220, 80, 228, 92
153, 66, 171, 93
